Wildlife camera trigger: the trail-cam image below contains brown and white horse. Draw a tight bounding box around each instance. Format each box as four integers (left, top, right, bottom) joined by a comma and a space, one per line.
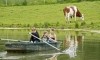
63, 6, 84, 22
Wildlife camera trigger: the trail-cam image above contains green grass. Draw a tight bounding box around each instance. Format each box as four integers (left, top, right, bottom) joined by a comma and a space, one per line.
0, 1, 100, 29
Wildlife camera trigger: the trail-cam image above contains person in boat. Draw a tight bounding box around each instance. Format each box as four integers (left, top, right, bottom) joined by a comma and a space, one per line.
41, 31, 49, 42
30, 27, 40, 43
48, 28, 57, 42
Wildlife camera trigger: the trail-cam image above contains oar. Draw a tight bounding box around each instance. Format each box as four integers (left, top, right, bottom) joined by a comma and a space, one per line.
0, 38, 29, 42
29, 32, 60, 51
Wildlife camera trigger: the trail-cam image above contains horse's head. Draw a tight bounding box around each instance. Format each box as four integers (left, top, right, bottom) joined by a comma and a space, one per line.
80, 14, 84, 21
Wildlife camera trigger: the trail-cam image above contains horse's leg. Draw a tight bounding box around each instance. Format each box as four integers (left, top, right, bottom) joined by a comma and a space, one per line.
65, 13, 71, 23
65, 16, 67, 23
67, 14, 71, 23
81, 14, 84, 21
74, 12, 76, 21
65, 15, 69, 23
74, 6, 77, 21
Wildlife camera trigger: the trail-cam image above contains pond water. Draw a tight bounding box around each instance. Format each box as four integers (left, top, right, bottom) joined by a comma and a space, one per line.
0, 29, 100, 60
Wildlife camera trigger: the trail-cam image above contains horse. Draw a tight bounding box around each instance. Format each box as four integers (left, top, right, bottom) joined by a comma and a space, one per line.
63, 6, 84, 23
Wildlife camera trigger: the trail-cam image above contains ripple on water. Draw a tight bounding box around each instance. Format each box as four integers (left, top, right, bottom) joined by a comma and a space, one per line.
0, 51, 23, 60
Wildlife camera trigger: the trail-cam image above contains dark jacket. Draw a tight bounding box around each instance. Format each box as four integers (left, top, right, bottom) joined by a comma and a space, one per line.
30, 31, 40, 43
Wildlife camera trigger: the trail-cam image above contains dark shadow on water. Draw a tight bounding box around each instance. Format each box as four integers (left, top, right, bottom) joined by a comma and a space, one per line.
0, 50, 59, 60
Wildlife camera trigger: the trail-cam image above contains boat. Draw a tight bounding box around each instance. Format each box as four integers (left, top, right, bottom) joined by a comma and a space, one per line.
5, 41, 61, 53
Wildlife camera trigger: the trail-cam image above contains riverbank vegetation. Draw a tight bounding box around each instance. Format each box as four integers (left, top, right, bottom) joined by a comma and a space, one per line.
0, 1, 100, 29
0, 0, 99, 6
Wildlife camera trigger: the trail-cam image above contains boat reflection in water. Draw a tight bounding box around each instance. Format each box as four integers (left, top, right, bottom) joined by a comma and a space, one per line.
46, 32, 84, 60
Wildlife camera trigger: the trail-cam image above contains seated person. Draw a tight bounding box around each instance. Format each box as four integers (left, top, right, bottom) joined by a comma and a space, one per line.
41, 31, 49, 42
30, 27, 40, 43
48, 28, 57, 42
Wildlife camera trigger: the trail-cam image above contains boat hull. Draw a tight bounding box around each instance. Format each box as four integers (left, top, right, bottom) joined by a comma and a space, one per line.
5, 41, 60, 52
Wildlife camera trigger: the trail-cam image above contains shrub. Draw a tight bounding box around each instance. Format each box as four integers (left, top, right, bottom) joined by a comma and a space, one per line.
75, 22, 79, 28
56, 21, 60, 27
81, 21, 86, 26
33, 23, 38, 27
22, 0, 27, 6
90, 22, 94, 25
43, 22, 50, 28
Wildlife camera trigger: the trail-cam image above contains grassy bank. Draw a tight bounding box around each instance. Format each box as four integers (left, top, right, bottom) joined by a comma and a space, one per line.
0, 1, 100, 29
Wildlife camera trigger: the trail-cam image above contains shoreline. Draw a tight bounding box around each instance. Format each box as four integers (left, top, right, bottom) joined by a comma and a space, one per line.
0, 27, 100, 33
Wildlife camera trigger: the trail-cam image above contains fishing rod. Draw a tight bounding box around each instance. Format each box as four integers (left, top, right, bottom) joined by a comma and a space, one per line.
29, 32, 60, 51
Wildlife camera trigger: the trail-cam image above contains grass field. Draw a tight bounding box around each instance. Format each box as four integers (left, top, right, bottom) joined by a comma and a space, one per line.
0, 1, 100, 29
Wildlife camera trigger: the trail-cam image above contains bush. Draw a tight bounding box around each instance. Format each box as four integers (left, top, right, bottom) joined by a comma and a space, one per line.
43, 22, 51, 28
33, 23, 39, 27
81, 21, 86, 26
90, 22, 94, 25
22, 0, 27, 6
75, 22, 79, 28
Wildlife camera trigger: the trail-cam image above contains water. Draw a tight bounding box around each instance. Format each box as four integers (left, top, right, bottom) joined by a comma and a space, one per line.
0, 29, 100, 60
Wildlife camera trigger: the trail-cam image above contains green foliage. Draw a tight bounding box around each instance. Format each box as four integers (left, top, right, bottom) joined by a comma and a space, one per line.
43, 22, 50, 28
81, 21, 86, 26
0, 0, 100, 6
90, 22, 94, 25
75, 22, 79, 28
0, 1, 100, 29
56, 21, 60, 27
22, 0, 27, 6
34, 23, 39, 27
44, 0, 57, 4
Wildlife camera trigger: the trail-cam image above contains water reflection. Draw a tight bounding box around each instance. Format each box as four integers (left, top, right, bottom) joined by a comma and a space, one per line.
63, 36, 78, 58
0, 51, 7, 58
46, 54, 57, 60
63, 32, 84, 58
0, 51, 24, 59
46, 32, 84, 60
0, 29, 100, 60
